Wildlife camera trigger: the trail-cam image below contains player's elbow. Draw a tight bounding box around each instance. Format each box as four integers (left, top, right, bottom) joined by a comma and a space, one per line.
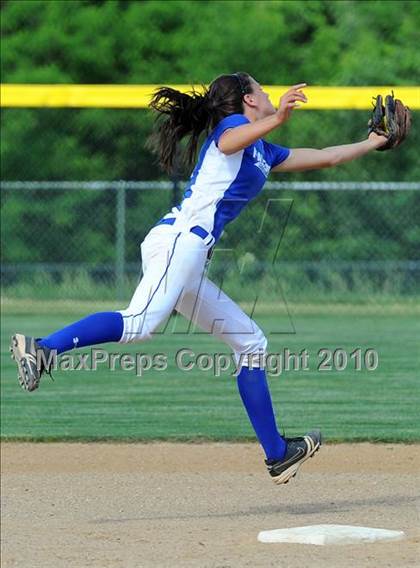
218, 141, 239, 155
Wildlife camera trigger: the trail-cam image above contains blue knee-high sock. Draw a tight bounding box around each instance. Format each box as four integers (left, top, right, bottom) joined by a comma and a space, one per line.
38, 312, 124, 354
237, 366, 286, 461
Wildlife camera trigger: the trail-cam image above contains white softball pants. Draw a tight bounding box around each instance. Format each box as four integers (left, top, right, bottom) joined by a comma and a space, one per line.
118, 225, 267, 366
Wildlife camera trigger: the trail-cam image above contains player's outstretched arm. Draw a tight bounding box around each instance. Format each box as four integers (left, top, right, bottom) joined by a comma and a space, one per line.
272, 132, 388, 172
219, 84, 307, 155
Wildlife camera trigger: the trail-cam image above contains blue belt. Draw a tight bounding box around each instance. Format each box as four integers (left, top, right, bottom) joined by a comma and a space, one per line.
156, 217, 212, 242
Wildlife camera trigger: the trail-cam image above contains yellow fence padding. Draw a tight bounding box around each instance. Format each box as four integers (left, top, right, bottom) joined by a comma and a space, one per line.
1, 84, 419, 109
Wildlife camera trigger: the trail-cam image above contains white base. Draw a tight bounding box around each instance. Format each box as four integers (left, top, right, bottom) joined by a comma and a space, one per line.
258, 524, 405, 546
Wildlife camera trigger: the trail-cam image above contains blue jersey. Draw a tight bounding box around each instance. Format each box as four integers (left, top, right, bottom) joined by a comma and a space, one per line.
159, 113, 290, 242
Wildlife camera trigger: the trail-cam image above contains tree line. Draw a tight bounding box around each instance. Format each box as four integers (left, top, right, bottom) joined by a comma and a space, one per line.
1, 0, 419, 270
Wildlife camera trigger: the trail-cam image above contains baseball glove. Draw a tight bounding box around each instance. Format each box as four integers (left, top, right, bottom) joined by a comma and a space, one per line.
368, 92, 411, 151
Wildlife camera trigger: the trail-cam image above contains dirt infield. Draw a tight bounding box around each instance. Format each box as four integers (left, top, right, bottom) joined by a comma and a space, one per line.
2, 443, 419, 568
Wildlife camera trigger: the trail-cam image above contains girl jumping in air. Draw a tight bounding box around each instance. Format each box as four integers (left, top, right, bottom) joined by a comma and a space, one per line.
11, 73, 388, 485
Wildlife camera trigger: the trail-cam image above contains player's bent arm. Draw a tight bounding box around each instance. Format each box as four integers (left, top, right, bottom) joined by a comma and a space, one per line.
218, 114, 283, 155
219, 83, 308, 155
273, 133, 388, 172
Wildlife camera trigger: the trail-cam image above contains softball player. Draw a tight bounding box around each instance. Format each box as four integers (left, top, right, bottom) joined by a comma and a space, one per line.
11, 73, 387, 485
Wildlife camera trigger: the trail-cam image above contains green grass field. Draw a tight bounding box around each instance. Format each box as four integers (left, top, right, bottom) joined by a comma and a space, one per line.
1, 299, 419, 442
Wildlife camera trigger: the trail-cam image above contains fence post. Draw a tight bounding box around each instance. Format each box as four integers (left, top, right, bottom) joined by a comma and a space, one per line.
115, 181, 126, 301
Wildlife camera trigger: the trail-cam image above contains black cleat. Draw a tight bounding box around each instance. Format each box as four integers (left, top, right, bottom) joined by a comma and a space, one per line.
265, 429, 322, 485
10, 334, 53, 392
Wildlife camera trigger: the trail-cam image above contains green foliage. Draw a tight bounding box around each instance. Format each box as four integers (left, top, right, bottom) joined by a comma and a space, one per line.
1, 0, 419, 289
2, 0, 419, 84
2, 0, 419, 180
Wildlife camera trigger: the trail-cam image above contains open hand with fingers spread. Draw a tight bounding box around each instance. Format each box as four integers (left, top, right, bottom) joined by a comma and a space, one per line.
276, 83, 308, 124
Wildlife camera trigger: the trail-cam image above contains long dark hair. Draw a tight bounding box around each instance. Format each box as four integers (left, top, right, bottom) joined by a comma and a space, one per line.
147, 72, 252, 173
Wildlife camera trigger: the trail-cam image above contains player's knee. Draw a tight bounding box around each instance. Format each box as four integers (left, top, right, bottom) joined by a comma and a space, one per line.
117, 309, 153, 344
234, 323, 267, 361
250, 323, 268, 352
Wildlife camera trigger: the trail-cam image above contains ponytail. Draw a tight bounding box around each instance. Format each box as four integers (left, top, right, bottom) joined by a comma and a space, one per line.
147, 73, 252, 174
147, 86, 211, 174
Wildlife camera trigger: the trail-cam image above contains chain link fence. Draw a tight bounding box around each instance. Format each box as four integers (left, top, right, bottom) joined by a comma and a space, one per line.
1, 181, 419, 307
